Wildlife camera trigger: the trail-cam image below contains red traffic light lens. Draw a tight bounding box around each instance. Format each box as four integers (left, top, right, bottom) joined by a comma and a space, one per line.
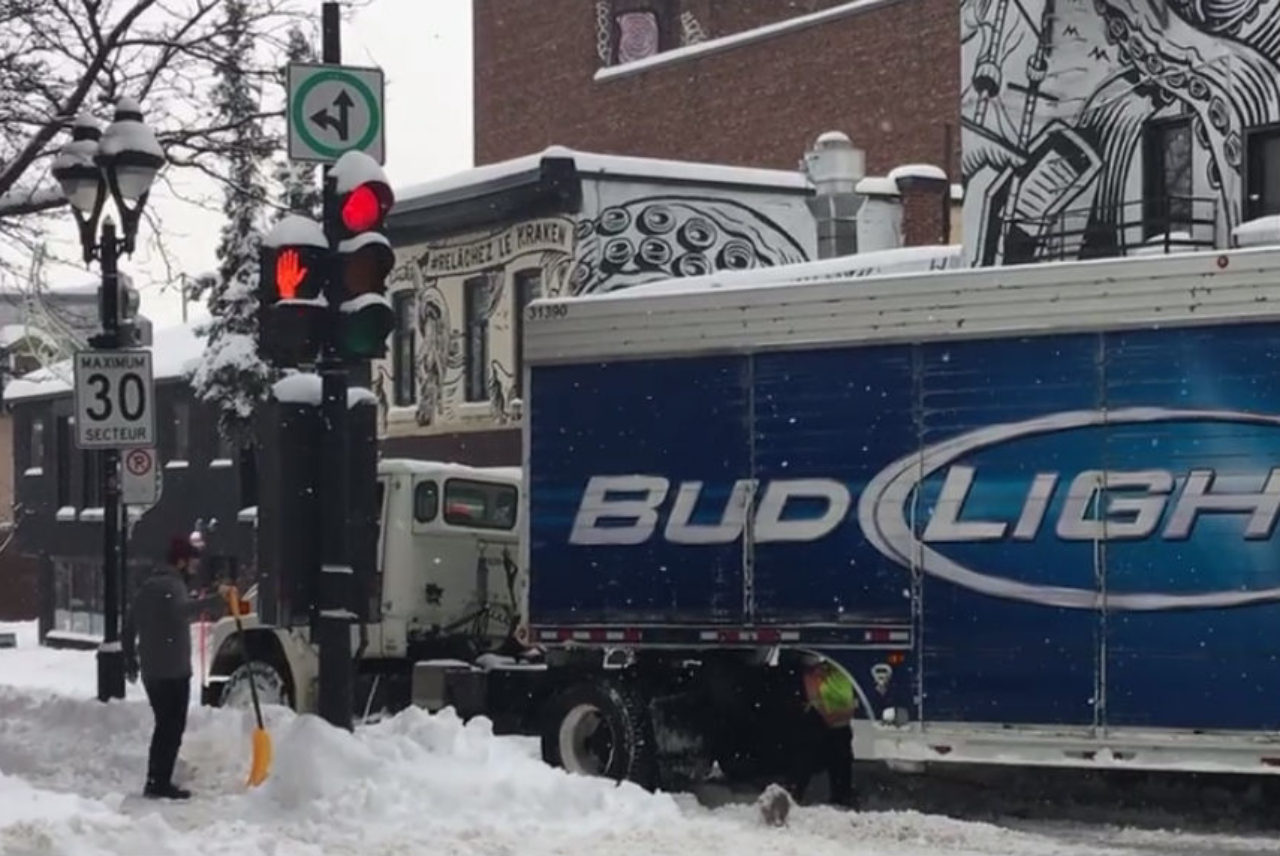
342, 184, 383, 232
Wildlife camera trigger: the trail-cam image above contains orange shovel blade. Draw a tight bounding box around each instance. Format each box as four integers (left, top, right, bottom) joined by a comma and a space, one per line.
247, 727, 273, 787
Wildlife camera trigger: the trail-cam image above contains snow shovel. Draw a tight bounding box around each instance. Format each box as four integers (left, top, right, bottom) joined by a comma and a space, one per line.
226, 586, 272, 787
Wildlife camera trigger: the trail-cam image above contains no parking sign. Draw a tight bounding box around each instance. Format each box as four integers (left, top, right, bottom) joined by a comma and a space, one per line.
122, 447, 162, 506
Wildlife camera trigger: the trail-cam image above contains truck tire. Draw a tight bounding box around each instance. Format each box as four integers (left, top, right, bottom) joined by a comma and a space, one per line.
541, 680, 656, 789
219, 660, 292, 710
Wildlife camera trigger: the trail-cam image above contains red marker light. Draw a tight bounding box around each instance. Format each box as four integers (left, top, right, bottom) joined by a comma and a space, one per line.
341, 184, 382, 232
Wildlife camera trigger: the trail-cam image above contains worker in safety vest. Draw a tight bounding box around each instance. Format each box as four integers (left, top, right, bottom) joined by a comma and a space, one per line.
785, 657, 858, 807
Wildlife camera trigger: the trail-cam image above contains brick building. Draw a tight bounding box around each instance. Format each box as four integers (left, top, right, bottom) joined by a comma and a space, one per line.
473, 0, 960, 180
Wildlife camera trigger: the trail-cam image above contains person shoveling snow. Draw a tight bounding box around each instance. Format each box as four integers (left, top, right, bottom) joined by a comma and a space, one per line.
122, 534, 231, 800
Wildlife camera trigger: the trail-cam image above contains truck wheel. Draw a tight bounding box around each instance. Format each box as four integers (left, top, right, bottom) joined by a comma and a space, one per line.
219, 660, 292, 710
541, 680, 656, 789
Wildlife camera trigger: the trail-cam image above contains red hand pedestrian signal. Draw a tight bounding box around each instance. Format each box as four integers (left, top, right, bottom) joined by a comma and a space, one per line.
276, 248, 308, 299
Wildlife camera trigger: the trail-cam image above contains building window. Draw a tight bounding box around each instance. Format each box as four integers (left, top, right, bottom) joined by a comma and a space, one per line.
55, 416, 71, 508
613, 10, 662, 64
512, 269, 542, 399
26, 417, 44, 471
1142, 118, 1192, 239
1246, 125, 1280, 222
464, 274, 493, 402
392, 290, 416, 407
10, 350, 39, 377
169, 400, 190, 462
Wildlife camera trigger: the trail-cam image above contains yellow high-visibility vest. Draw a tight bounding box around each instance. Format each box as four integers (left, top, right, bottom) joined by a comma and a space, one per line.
803, 662, 856, 727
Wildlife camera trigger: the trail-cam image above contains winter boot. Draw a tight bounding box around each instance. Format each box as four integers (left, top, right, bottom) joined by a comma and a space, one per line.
144, 781, 192, 800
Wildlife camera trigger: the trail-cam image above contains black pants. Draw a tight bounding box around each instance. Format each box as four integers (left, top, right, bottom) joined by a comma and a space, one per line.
143, 677, 190, 787
787, 709, 854, 805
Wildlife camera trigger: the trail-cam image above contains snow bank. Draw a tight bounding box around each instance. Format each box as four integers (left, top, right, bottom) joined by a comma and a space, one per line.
1, 636, 1262, 856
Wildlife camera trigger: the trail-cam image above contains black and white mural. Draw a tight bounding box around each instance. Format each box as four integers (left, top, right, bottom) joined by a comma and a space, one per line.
381, 218, 576, 429
961, 0, 1280, 265
376, 192, 813, 437
569, 196, 811, 295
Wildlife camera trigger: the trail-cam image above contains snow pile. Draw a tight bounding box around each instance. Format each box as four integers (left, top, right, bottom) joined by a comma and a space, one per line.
258, 707, 677, 844
0, 631, 1273, 855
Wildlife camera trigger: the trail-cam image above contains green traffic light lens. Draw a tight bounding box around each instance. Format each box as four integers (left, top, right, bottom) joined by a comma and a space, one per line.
341, 305, 395, 358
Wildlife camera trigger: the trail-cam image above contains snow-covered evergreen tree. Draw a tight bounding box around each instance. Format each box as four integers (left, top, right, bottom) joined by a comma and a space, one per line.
273, 25, 322, 222
189, 0, 274, 444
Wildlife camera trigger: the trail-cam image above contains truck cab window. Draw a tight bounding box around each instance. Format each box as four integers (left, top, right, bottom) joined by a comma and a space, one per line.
443, 479, 517, 530
414, 481, 438, 522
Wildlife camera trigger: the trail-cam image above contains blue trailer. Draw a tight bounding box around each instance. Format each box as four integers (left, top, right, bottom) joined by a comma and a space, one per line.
511, 246, 1280, 788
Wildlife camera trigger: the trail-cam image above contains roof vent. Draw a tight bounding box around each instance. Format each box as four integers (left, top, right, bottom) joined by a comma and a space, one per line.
801, 131, 864, 196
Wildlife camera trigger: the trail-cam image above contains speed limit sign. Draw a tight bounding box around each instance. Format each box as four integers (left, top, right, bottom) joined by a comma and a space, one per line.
73, 350, 155, 449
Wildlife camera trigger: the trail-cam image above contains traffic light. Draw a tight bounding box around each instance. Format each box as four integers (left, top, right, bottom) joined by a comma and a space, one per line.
259, 214, 328, 367
331, 150, 396, 360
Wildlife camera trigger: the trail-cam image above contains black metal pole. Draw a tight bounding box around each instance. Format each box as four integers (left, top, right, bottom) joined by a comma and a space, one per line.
316, 0, 354, 731
97, 218, 124, 703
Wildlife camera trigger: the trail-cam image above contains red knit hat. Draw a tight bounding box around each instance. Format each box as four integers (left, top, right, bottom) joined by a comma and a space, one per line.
166, 535, 197, 565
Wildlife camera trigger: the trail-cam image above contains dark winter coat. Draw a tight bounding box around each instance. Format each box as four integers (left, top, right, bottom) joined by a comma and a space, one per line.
123, 567, 225, 680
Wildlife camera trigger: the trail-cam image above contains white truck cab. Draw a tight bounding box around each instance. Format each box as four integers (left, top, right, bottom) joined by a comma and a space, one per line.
202, 459, 526, 716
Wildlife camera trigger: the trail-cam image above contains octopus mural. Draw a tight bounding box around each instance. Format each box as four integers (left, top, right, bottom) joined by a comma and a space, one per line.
569, 196, 811, 295
962, 0, 1280, 264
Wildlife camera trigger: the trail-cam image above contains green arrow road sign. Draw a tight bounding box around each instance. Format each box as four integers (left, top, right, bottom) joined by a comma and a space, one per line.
287, 62, 385, 165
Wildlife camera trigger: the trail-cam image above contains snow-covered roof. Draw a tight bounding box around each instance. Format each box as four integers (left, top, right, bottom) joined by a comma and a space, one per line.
583, 244, 964, 299
395, 146, 811, 208
856, 176, 899, 197
1233, 215, 1280, 248
3, 322, 205, 403
0, 325, 57, 350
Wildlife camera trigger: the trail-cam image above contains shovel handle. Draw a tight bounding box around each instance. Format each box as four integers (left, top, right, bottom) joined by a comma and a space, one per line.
225, 586, 266, 731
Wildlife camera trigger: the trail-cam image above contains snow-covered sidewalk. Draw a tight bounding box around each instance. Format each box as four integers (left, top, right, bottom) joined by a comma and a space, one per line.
0, 621, 1274, 856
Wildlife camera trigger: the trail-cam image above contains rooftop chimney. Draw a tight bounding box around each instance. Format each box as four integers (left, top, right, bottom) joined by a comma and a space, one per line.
890, 164, 949, 247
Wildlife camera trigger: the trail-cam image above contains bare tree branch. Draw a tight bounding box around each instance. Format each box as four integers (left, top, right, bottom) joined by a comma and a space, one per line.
0, 0, 159, 202
0, 0, 309, 290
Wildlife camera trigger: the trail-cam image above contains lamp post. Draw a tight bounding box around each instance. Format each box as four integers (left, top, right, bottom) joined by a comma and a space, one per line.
52, 97, 164, 703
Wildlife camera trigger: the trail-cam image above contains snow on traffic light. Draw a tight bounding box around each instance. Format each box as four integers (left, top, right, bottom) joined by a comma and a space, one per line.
331, 150, 395, 360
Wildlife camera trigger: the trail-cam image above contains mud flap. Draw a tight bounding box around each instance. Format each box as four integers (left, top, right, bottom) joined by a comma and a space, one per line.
648, 691, 712, 791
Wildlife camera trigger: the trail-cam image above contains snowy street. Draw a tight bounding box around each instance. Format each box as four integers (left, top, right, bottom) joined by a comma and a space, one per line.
0, 623, 1276, 856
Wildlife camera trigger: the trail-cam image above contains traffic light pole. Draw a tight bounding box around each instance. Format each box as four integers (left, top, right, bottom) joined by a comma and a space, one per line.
316, 0, 355, 731
96, 219, 125, 703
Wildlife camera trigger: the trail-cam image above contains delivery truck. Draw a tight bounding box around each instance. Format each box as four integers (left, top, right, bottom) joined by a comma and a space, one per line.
209, 245, 1280, 791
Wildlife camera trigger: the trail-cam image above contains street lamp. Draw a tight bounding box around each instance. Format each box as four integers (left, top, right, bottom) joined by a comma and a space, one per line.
52, 96, 164, 703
